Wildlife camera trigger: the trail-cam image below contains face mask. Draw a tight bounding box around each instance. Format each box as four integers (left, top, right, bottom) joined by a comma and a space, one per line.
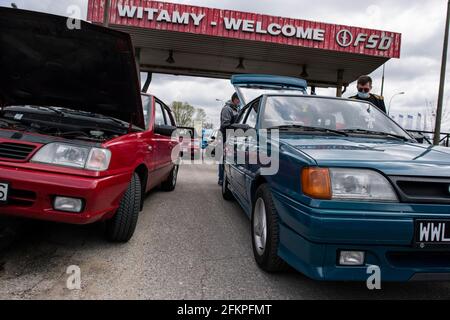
357, 91, 370, 99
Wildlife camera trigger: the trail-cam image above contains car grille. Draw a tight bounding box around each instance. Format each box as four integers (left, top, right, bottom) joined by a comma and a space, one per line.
0, 142, 36, 160
390, 176, 450, 204
386, 252, 450, 268
8, 188, 37, 207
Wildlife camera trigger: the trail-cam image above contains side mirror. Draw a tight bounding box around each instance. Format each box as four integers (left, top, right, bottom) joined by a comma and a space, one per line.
230, 123, 251, 131
155, 124, 177, 136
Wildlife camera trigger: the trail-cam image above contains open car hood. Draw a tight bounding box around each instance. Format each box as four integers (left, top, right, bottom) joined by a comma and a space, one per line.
0, 7, 145, 129
231, 74, 307, 105
231, 74, 308, 89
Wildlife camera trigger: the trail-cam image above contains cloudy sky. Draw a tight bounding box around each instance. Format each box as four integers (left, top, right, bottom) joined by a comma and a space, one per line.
1, 0, 449, 129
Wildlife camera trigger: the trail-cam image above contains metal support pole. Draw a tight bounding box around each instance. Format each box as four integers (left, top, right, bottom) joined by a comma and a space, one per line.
336, 70, 344, 97
381, 63, 386, 96
142, 72, 153, 93
103, 0, 111, 27
434, 0, 450, 145
135, 48, 141, 83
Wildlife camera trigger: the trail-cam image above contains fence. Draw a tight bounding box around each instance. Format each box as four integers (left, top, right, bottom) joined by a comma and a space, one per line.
408, 130, 450, 147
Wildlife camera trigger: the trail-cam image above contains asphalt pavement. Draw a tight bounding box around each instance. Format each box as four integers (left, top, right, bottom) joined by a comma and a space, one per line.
0, 164, 450, 299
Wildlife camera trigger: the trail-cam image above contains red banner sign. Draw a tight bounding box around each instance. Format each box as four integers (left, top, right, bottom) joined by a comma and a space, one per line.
88, 0, 401, 58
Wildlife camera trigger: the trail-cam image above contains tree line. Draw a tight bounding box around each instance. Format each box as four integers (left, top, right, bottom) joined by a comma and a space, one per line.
170, 101, 214, 129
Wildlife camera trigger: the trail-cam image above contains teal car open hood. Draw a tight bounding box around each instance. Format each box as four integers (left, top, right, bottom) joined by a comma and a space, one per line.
231, 74, 307, 105
282, 136, 450, 177
231, 74, 308, 89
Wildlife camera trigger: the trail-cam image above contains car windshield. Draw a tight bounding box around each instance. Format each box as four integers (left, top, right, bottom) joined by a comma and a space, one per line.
261, 96, 411, 139
237, 87, 306, 105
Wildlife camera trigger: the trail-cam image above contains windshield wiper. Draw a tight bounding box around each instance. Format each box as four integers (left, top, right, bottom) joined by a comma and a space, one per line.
341, 129, 411, 141
268, 125, 349, 137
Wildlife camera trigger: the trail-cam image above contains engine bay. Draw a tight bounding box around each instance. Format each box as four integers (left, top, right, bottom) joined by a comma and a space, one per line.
0, 105, 139, 142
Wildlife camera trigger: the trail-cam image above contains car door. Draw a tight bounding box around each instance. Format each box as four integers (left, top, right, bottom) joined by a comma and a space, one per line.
161, 102, 179, 168
229, 98, 261, 206
140, 94, 156, 192
149, 99, 175, 186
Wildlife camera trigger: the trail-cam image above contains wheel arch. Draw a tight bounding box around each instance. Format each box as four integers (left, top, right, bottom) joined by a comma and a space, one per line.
251, 174, 268, 207
134, 164, 148, 210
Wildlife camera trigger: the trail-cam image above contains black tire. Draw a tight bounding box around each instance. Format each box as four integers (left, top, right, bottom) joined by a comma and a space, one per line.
251, 184, 288, 272
161, 165, 178, 192
222, 169, 234, 201
106, 173, 141, 243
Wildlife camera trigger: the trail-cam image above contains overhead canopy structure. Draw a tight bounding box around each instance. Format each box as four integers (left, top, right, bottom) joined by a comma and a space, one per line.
88, 0, 401, 95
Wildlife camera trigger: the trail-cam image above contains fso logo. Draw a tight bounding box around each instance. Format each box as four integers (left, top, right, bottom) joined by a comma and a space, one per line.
336, 29, 393, 51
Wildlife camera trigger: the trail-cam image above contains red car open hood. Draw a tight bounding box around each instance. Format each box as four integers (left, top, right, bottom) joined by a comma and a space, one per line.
0, 7, 145, 129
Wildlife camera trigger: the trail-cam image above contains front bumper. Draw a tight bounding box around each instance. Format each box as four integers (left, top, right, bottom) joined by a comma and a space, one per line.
272, 190, 450, 282
0, 165, 131, 224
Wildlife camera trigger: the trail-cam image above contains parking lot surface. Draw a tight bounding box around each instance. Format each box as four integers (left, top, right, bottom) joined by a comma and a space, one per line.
0, 164, 450, 299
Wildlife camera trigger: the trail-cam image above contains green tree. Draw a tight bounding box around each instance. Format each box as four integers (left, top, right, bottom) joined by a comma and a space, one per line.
194, 108, 207, 123
171, 101, 195, 127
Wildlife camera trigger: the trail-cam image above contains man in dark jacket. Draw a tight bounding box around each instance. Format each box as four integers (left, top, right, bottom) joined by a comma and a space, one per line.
218, 93, 240, 185
349, 75, 386, 114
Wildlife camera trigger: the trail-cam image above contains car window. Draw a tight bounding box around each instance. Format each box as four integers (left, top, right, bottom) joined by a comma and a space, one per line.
237, 98, 260, 125
154, 101, 166, 125
244, 100, 260, 128
237, 111, 246, 124
163, 106, 175, 126
237, 87, 306, 105
141, 95, 151, 129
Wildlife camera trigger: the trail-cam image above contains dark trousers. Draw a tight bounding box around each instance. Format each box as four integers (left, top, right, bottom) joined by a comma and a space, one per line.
218, 163, 224, 182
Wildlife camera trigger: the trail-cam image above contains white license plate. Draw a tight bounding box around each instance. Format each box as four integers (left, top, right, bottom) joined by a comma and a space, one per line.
415, 220, 450, 247
0, 183, 9, 202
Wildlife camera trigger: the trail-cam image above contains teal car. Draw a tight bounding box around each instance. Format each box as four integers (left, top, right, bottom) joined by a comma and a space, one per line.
223, 75, 450, 282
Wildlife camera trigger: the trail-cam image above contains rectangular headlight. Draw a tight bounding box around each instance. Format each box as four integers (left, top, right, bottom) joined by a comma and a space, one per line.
339, 251, 365, 266
330, 168, 398, 202
32, 143, 89, 168
31, 143, 111, 171
54, 196, 83, 213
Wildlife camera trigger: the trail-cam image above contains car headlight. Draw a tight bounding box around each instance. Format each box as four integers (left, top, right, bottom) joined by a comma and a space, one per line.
302, 168, 398, 202
31, 143, 111, 171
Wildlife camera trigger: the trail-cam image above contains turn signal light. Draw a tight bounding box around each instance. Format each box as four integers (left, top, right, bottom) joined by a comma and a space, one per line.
301, 167, 332, 200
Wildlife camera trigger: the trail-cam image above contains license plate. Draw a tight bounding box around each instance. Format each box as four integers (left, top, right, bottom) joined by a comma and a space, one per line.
0, 183, 9, 202
415, 220, 450, 248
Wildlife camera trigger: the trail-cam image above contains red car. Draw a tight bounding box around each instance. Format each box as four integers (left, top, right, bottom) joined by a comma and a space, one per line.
0, 8, 180, 242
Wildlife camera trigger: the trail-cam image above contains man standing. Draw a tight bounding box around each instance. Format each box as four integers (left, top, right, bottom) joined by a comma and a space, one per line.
218, 93, 240, 185
349, 75, 386, 114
